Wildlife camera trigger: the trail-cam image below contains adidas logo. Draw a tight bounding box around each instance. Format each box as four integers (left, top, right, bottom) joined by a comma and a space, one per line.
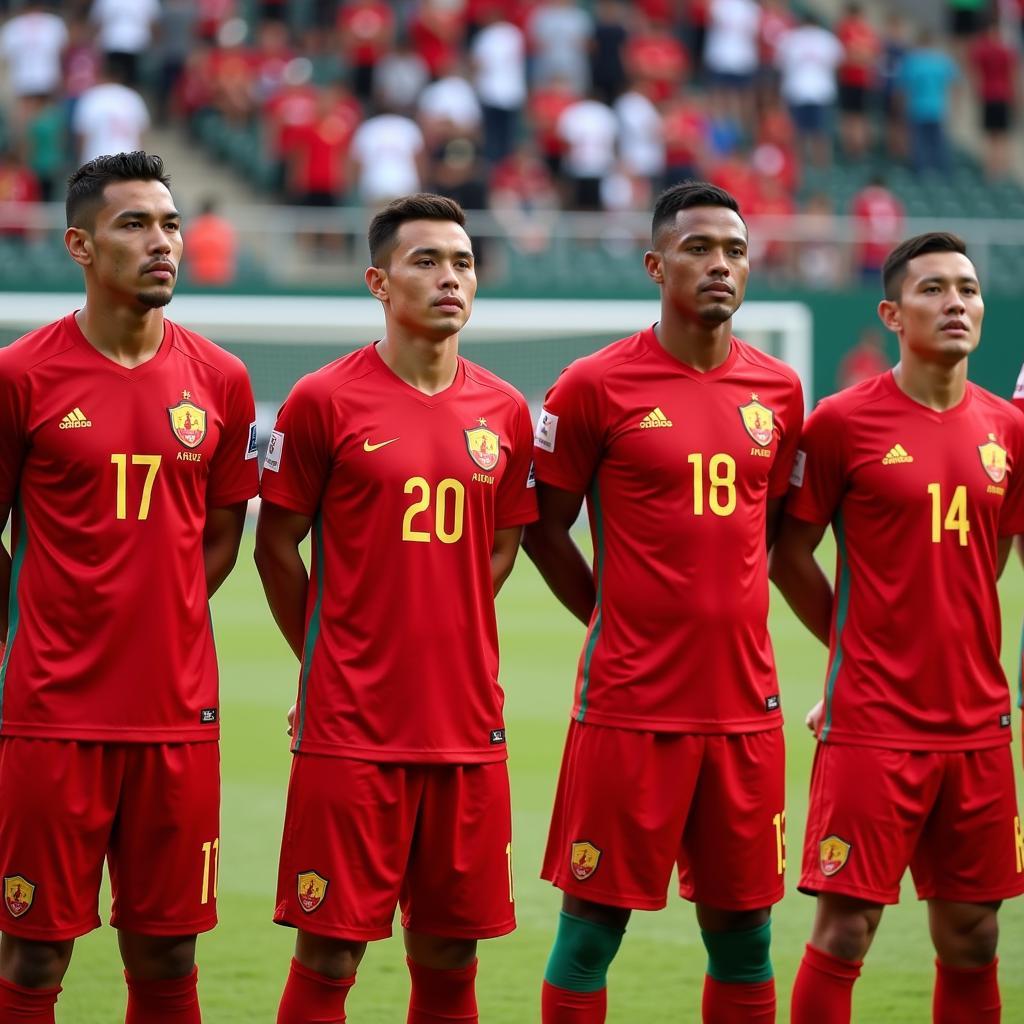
882, 443, 913, 465
640, 407, 673, 429
59, 408, 91, 430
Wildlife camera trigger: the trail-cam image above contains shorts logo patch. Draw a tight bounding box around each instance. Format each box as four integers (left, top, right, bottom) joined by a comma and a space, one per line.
465, 423, 500, 471
1000, 713, 1011, 728
490, 728, 506, 744
4, 875, 35, 918
200, 708, 218, 724
297, 871, 328, 913
978, 435, 1008, 484
819, 835, 852, 877
739, 395, 775, 447
765, 694, 780, 711
570, 841, 601, 881
168, 397, 207, 449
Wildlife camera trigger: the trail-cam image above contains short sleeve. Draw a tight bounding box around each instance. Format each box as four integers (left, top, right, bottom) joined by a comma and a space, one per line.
206, 361, 259, 508
258, 375, 333, 517
784, 398, 847, 526
0, 361, 28, 508
768, 373, 805, 498
532, 360, 604, 495
1000, 407, 1024, 537
494, 393, 538, 530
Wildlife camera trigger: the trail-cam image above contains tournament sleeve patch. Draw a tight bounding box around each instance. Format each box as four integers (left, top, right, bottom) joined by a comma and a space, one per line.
535, 408, 558, 452
246, 421, 259, 460
1015, 363, 1024, 399
263, 429, 284, 473
790, 449, 807, 487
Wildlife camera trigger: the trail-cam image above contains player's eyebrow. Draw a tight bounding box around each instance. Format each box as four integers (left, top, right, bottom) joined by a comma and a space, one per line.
409, 246, 474, 261
114, 209, 182, 222
678, 233, 747, 247
917, 274, 979, 288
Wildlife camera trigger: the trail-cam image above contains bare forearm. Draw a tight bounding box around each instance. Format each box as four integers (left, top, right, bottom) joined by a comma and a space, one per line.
254, 545, 309, 661
769, 550, 833, 646
522, 524, 595, 626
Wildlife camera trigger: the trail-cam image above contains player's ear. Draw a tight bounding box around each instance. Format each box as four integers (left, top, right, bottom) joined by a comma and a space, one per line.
365, 264, 388, 302
65, 226, 93, 267
644, 250, 664, 285
876, 298, 900, 333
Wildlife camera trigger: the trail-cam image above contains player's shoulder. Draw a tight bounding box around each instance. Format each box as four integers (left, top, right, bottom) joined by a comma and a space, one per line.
166, 319, 250, 383
557, 327, 654, 386
969, 381, 1024, 430
461, 357, 529, 409
731, 336, 803, 391
285, 344, 377, 406
0, 315, 78, 378
809, 372, 895, 425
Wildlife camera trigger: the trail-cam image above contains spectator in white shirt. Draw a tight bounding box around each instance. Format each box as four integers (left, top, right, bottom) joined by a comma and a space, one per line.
557, 94, 618, 210
417, 63, 482, 152
613, 81, 664, 190
528, 0, 594, 93
73, 60, 150, 165
0, 1, 67, 124
471, 10, 526, 165
348, 113, 425, 206
703, 0, 761, 133
90, 0, 160, 87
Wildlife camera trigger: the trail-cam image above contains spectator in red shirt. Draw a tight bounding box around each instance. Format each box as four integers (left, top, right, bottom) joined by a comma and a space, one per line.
411, 0, 468, 79
0, 149, 41, 239
849, 174, 904, 282
747, 172, 796, 278
264, 59, 319, 190
528, 74, 578, 177
661, 91, 708, 188
968, 18, 1018, 181
287, 84, 361, 206
837, 326, 890, 391
186, 196, 237, 287
337, 0, 394, 101
490, 141, 559, 254
836, 2, 880, 160
623, 12, 688, 105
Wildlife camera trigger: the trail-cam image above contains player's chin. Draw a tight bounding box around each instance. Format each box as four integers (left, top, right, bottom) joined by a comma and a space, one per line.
698, 301, 735, 325
135, 286, 175, 309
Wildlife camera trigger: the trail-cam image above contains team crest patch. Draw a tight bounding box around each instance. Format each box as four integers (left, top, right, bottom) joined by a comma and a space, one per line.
978, 435, 1008, 484
465, 425, 500, 470
296, 871, 329, 913
570, 841, 602, 881
819, 836, 851, 877
168, 400, 207, 449
4, 875, 34, 918
739, 396, 775, 447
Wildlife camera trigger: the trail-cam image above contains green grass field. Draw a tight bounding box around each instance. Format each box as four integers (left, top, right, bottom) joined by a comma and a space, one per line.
54, 531, 1024, 1022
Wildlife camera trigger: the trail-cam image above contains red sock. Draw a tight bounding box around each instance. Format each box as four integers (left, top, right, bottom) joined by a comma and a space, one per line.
277, 958, 355, 1024
540, 980, 607, 1022
790, 943, 862, 1024
124, 966, 200, 1024
933, 958, 1000, 1024
702, 975, 775, 1022
406, 957, 478, 1023
0, 977, 61, 1022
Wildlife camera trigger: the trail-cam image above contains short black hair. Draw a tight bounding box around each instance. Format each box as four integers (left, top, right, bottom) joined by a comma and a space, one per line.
368, 193, 467, 266
66, 151, 171, 230
651, 181, 743, 244
881, 232, 969, 300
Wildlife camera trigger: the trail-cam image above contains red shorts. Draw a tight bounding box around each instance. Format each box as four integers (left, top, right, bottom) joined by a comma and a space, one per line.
542, 721, 786, 911
800, 742, 1024, 904
274, 754, 516, 941
0, 738, 220, 941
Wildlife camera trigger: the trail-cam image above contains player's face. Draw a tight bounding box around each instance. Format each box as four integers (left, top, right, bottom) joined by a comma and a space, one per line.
645, 206, 749, 325
879, 251, 983, 363
84, 179, 182, 310
370, 219, 476, 340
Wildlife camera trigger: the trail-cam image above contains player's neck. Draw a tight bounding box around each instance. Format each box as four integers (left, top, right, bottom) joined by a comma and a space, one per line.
376, 332, 459, 395
75, 303, 165, 369
653, 316, 732, 372
891, 357, 969, 412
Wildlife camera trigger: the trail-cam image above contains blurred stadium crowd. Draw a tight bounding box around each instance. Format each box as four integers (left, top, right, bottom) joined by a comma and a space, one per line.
0, 0, 1022, 290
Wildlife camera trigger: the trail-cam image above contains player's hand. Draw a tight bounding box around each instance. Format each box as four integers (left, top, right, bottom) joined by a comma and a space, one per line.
805, 700, 824, 736
286, 703, 296, 737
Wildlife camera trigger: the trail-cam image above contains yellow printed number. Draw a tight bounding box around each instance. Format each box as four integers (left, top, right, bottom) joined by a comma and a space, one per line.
1014, 816, 1023, 874
506, 841, 515, 903
200, 837, 220, 905
927, 483, 970, 546
111, 454, 162, 521
688, 453, 737, 516
402, 477, 465, 543
772, 811, 786, 874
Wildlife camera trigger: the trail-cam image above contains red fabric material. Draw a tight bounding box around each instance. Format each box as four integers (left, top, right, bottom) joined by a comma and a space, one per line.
277, 959, 354, 1024
790, 943, 861, 1024
933, 958, 1000, 1024
124, 967, 200, 1024
540, 980, 606, 1023
406, 957, 478, 1023
702, 975, 775, 1022
0, 977, 60, 1023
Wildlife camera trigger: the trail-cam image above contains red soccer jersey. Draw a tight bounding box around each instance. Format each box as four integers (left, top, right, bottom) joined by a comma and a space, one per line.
0, 314, 259, 742
533, 327, 804, 733
787, 372, 1024, 751
259, 343, 537, 764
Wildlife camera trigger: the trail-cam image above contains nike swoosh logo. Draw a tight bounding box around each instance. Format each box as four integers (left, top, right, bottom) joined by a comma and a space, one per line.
363, 437, 400, 452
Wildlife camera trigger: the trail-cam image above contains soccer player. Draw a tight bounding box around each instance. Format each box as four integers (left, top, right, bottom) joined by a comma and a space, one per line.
771, 232, 1024, 1024
524, 182, 805, 1023
0, 152, 259, 1023
255, 193, 536, 1024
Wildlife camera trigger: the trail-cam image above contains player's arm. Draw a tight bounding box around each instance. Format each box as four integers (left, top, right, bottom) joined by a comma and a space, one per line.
492, 525, 524, 596
768, 514, 832, 646
204, 502, 248, 596
765, 496, 786, 550
254, 500, 313, 661
521, 482, 594, 625
996, 536, 1016, 578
